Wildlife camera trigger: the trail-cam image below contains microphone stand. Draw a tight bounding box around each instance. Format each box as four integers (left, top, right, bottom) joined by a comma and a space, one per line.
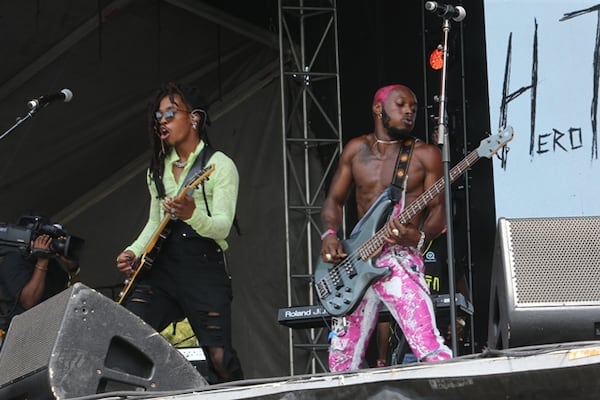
0, 107, 40, 142
434, 16, 459, 356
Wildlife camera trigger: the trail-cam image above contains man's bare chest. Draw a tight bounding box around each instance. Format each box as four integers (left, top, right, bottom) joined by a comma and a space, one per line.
353, 151, 423, 201
353, 150, 408, 187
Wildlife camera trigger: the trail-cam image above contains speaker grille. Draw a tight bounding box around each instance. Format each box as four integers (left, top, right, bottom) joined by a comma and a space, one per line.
0, 284, 70, 385
0, 284, 207, 398
504, 216, 600, 306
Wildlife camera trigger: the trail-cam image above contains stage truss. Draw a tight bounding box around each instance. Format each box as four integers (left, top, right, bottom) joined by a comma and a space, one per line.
278, 0, 342, 376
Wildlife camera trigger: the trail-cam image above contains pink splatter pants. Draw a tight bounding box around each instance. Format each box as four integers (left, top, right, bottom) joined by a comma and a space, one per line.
328, 245, 452, 371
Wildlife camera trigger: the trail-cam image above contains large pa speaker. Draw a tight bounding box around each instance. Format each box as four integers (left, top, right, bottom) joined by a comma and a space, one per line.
0, 283, 207, 399
487, 216, 600, 349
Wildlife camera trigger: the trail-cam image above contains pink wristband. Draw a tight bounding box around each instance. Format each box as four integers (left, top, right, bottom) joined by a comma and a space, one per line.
320, 228, 337, 240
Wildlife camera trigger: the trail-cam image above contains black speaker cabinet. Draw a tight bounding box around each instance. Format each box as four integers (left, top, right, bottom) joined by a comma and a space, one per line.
488, 216, 600, 349
0, 283, 207, 399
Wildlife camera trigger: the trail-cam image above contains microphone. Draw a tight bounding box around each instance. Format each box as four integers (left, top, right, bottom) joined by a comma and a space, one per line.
27, 88, 74, 110
425, 1, 466, 22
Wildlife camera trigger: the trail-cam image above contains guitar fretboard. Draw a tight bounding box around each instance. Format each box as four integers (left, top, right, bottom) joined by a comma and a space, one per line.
358, 150, 479, 259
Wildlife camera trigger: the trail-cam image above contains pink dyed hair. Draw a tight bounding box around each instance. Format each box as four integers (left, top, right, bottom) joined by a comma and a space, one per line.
372, 84, 408, 106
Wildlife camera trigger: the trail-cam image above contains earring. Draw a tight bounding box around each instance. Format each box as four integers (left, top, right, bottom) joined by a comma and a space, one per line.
192, 122, 198, 129
377, 112, 383, 119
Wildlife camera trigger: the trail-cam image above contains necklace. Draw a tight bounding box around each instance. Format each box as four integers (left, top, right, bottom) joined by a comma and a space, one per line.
374, 135, 399, 145
173, 159, 187, 168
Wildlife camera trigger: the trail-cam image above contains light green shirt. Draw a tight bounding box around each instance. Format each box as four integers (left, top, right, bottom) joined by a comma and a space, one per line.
127, 141, 239, 256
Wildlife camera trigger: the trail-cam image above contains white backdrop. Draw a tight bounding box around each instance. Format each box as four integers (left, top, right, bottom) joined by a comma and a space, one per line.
485, 0, 600, 218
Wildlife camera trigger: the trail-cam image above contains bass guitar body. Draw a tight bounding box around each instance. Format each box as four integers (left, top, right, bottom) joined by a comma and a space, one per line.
314, 189, 395, 316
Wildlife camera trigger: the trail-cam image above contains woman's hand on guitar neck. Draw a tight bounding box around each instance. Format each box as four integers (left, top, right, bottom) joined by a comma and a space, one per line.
116, 250, 136, 276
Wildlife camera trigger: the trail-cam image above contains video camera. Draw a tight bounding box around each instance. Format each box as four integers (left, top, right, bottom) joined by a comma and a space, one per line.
0, 215, 84, 261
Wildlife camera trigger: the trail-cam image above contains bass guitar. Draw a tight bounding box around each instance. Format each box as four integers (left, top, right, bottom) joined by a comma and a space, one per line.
314, 127, 514, 317
117, 164, 215, 304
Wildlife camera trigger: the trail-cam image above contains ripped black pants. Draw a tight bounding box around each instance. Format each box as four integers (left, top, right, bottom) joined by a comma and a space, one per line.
124, 234, 243, 384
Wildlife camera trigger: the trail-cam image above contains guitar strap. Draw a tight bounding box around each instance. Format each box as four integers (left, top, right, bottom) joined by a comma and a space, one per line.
183, 143, 215, 191
389, 137, 416, 204
152, 143, 214, 199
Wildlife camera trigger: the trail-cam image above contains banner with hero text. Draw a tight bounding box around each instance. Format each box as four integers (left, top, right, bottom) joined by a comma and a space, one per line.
485, 0, 600, 218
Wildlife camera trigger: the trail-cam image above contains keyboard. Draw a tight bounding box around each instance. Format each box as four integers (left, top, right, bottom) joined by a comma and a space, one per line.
277, 293, 473, 329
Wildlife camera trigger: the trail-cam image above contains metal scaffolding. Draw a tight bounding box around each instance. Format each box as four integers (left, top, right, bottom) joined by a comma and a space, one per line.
278, 0, 342, 375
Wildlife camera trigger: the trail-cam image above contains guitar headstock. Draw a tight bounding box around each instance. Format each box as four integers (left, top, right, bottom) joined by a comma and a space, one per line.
184, 164, 215, 190
475, 126, 514, 159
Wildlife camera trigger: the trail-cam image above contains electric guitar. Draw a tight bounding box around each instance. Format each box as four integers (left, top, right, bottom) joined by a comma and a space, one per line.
117, 164, 215, 304
314, 127, 514, 317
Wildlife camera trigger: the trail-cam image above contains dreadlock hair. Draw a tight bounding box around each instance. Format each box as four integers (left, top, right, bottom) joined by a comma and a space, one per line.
147, 82, 211, 198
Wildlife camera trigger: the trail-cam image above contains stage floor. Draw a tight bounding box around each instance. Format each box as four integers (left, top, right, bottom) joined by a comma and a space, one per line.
98, 341, 600, 400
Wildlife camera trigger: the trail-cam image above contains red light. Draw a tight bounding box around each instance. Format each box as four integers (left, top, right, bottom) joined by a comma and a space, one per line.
429, 48, 444, 70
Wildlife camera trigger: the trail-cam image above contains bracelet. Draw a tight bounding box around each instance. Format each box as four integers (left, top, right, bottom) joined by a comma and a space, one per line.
34, 265, 48, 272
416, 231, 426, 252
320, 228, 337, 241
69, 267, 81, 276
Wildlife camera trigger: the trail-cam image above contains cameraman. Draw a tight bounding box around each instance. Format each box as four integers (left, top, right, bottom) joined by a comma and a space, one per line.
0, 218, 80, 347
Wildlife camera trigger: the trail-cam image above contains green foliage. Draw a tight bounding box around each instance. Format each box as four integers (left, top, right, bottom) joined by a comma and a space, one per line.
160, 318, 198, 347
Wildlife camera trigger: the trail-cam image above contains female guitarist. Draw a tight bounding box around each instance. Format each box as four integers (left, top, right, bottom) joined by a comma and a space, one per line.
115, 82, 243, 384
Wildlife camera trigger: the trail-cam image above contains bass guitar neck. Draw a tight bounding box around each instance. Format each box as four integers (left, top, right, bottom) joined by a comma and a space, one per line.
314, 128, 513, 316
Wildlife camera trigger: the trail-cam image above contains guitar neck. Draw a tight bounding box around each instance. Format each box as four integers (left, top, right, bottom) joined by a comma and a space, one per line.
142, 212, 173, 253
360, 150, 480, 257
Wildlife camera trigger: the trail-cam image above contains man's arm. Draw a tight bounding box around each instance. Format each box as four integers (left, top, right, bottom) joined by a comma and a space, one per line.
320, 140, 359, 262
19, 235, 52, 310
418, 143, 446, 245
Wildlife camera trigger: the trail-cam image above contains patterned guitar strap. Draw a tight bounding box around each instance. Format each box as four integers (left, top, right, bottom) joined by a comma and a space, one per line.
389, 137, 416, 203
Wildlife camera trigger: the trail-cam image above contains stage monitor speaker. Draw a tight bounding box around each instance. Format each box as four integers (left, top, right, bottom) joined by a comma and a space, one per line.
487, 216, 600, 349
0, 283, 207, 399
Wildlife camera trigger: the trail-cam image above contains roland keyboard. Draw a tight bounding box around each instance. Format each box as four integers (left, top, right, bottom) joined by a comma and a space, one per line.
277, 293, 473, 329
